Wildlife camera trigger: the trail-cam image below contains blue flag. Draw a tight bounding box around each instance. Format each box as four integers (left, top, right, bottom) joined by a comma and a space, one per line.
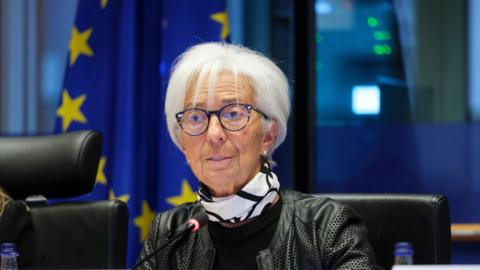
55, 0, 229, 265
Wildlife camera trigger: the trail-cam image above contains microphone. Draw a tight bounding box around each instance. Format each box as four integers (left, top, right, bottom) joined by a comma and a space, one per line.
187, 211, 208, 232
131, 211, 208, 269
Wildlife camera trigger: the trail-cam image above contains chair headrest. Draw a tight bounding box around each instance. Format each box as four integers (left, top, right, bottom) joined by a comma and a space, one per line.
0, 130, 102, 199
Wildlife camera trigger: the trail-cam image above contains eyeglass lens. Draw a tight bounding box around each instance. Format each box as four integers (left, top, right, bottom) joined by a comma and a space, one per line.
180, 104, 251, 135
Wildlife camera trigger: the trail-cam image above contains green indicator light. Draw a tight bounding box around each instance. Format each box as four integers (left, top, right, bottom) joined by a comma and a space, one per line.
367, 17, 379, 27
373, 45, 393, 55
384, 45, 392, 54
374, 31, 391, 40
373, 45, 384, 55
316, 33, 324, 43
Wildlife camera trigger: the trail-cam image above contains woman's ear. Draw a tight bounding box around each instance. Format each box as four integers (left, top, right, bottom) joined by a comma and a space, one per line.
261, 120, 278, 152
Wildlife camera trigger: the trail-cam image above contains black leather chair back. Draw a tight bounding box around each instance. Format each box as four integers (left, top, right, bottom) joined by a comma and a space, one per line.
30, 201, 128, 268
0, 130, 101, 199
0, 131, 129, 269
322, 194, 451, 269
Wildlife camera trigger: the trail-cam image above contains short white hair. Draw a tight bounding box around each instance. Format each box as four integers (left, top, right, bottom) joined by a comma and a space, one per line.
165, 42, 290, 161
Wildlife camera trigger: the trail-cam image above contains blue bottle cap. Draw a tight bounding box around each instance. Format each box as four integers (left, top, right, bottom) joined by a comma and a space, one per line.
394, 241, 414, 256
0, 242, 19, 256
394, 242, 412, 249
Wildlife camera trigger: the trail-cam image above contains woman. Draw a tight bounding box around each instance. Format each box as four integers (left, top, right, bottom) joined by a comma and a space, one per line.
0, 188, 45, 268
138, 43, 381, 269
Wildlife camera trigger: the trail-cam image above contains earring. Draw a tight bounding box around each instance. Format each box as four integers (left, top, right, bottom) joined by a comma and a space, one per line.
263, 150, 267, 156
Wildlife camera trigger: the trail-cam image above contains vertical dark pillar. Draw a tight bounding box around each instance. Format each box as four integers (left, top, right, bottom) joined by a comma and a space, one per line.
293, 0, 315, 192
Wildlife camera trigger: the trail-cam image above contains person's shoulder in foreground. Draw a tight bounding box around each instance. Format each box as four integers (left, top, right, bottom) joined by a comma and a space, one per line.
0, 199, 46, 269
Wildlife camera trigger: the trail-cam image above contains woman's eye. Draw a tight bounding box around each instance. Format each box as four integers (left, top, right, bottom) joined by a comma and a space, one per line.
187, 113, 204, 123
226, 111, 240, 119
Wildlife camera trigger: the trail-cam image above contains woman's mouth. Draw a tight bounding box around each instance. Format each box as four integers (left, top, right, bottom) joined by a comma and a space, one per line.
206, 155, 232, 168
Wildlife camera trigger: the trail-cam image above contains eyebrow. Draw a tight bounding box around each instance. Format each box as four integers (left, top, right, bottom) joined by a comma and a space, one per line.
184, 98, 242, 109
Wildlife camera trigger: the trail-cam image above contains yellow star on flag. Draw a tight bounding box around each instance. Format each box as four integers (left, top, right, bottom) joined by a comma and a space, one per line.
56, 89, 88, 132
134, 201, 156, 242
96, 156, 107, 185
166, 179, 197, 206
69, 26, 94, 66
101, 0, 108, 8
109, 189, 130, 203
210, 11, 230, 40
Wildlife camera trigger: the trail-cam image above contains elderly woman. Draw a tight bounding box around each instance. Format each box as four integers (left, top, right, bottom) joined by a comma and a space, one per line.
137, 43, 380, 269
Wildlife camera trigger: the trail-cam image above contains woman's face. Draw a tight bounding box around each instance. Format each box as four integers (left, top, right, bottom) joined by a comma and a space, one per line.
179, 73, 277, 197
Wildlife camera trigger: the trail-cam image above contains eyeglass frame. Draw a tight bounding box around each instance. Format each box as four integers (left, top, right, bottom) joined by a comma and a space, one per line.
175, 103, 269, 136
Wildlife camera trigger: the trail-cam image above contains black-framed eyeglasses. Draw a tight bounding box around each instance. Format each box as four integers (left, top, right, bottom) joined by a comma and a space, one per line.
175, 103, 269, 136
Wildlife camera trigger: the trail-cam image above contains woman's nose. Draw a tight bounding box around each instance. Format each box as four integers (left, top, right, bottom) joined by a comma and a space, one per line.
206, 115, 226, 144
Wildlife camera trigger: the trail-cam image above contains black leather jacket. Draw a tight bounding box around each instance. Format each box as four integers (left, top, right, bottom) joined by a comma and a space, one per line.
137, 190, 382, 270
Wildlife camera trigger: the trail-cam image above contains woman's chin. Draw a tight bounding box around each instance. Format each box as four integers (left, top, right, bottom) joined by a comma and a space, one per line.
212, 189, 236, 197
202, 178, 239, 197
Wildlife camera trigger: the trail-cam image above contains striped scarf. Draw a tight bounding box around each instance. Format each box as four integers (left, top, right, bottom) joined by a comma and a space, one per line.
198, 162, 280, 223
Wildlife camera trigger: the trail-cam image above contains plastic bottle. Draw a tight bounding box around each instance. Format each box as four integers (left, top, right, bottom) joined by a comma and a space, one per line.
393, 242, 414, 265
0, 243, 19, 270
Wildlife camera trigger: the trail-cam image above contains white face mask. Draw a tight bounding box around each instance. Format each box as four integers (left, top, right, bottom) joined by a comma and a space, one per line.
198, 162, 280, 223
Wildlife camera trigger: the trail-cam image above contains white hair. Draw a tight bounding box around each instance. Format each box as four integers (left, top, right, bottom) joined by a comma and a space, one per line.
165, 42, 290, 162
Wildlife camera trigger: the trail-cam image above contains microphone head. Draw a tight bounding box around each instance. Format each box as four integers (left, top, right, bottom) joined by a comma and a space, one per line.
188, 211, 209, 232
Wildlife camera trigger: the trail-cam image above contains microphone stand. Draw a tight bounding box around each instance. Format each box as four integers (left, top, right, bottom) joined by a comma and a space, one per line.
131, 224, 194, 269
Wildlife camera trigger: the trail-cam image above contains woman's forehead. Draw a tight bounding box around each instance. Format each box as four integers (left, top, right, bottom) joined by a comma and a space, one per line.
184, 72, 255, 108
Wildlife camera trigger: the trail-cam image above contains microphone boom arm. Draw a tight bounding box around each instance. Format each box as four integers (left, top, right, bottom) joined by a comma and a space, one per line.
131, 211, 208, 269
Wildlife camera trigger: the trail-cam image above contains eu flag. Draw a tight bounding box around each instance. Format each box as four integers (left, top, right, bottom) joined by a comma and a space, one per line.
55, 0, 229, 265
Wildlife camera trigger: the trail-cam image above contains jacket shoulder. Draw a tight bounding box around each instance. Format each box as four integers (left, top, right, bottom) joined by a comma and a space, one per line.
149, 202, 199, 240
281, 190, 346, 211
280, 190, 358, 224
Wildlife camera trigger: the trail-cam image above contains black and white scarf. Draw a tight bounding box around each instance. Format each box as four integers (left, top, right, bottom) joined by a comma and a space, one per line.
198, 162, 280, 223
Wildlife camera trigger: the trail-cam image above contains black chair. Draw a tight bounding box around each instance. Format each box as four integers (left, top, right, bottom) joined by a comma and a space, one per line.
0, 130, 129, 269
322, 194, 451, 269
